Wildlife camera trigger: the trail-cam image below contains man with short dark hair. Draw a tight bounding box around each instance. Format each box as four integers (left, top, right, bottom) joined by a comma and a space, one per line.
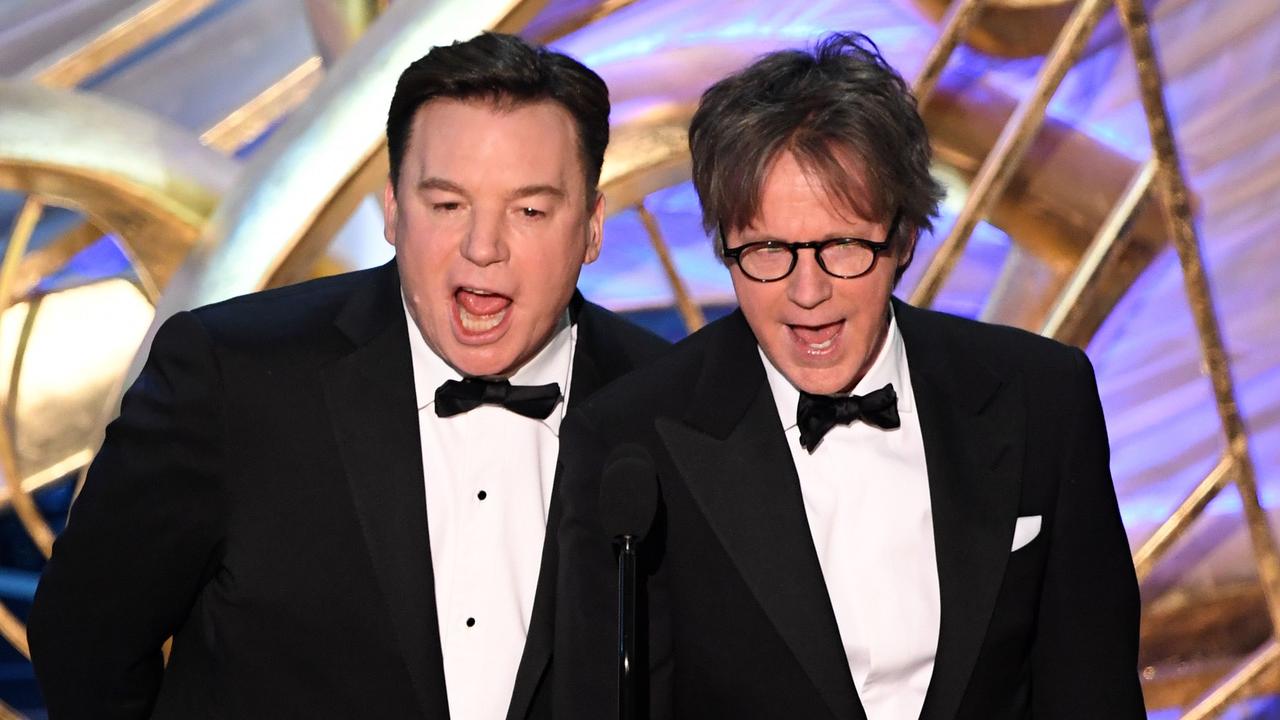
554, 32, 1144, 719
30, 32, 667, 719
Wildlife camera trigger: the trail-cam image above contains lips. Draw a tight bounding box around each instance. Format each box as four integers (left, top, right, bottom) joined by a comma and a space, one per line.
788, 320, 843, 354
454, 287, 512, 335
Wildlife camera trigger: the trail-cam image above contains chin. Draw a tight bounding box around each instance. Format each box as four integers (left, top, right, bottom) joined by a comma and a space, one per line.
442, 345, 511, 378
784, 362, 859, 395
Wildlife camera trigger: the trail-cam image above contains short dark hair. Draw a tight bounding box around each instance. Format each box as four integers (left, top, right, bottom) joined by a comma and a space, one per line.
689, 32, 944, 271
386, 32, 610, 197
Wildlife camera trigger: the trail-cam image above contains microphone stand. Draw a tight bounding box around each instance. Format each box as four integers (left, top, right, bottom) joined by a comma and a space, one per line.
618, 535, 639, 720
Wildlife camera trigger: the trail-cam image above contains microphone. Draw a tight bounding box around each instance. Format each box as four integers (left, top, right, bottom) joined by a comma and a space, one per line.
598, 444, 658, 720
600, 444, 658, 542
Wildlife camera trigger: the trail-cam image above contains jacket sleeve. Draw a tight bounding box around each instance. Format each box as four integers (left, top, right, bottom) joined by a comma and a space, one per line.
28, 310, 226, 720
1030, 348, 1146, 717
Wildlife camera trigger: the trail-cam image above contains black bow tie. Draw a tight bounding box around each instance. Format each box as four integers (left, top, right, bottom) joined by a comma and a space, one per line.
434, 378, 562, 420
796, 383, 900, 453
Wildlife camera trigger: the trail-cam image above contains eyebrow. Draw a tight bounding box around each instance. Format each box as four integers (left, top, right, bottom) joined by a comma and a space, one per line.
414, 178, 566, 202
508, 184, 565, 201
416, 177, 468, 195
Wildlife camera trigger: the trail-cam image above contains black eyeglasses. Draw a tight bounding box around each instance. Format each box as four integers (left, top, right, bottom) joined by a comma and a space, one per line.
720, 211, 900, 283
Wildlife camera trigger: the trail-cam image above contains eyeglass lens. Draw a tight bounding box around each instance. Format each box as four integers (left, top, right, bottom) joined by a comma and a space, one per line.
738, 241, 876, 281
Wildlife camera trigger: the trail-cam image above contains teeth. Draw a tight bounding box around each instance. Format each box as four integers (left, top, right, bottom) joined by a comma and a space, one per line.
808, 338, 834, 351
463, 287, 494, 296
460, 306, 506, 332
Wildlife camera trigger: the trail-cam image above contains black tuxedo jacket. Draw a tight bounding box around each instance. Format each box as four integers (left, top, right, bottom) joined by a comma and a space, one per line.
29, 261, 668, 719
554, 299, 1145, 719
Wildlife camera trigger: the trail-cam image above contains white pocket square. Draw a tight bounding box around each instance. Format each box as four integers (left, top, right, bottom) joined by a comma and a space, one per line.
1011, 515, 1042, 552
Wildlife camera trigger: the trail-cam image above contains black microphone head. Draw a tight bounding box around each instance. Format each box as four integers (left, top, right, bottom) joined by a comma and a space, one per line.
599, 443, 659, 541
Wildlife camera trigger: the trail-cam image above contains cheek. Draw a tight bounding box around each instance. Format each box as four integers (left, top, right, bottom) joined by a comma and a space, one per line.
730, 275, 783, 333
397, 240, 456, 305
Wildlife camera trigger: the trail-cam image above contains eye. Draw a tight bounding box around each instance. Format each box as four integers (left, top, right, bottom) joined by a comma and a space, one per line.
519, 207, 546, 219
432, 201, 462, 213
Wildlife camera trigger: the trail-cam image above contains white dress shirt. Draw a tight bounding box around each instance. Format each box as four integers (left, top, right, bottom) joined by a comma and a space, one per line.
404, 299, 575, 720
761, 310, 940, 720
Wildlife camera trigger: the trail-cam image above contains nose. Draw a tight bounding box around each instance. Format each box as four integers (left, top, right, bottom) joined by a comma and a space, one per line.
786, 248, 833, 309
460, 209, 509, 266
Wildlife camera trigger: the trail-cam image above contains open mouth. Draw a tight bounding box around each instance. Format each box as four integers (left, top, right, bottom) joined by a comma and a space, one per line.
788, 320, 844, 354
454, 287, 513, 338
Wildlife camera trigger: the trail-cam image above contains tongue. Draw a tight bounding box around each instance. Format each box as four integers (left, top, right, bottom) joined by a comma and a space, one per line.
456, 289, 511, 316
792, 322, 841, 345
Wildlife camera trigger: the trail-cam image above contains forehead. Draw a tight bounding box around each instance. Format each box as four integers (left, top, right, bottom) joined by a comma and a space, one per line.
748, 150, 878, 235
404, 98, 583, 191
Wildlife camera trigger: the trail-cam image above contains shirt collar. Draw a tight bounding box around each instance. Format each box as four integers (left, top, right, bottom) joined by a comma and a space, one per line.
403, 295, 576, 429
761, 304, 914, 433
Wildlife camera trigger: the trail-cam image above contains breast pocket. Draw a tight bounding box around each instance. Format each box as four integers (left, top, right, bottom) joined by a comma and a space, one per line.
1011, 515, 1042, 552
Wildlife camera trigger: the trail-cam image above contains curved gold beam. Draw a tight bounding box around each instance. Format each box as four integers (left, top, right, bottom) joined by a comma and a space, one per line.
634, 202, 705, 333
0, 81, 237, 298
0, 281, 154, 511
599, 107, 693, 215
524, 0, 644, 43
905, 0, 1083, 59
0, 198, 54, 557
200, 57, 325, 154
24, 0, 217, 88
303, 0, 387, 64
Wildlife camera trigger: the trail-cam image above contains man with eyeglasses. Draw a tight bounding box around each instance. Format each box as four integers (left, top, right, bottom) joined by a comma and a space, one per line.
553, 32, 1144, 719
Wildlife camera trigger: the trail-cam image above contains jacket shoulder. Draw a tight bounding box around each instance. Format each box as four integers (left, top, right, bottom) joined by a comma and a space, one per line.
575, 311, 733, 426
187, 265, 388, 351
896, 300, 1085, 377
576, 299, 670, 366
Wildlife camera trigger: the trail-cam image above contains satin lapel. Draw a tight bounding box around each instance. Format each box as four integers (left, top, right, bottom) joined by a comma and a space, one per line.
656, 312, 866, 720
322, 265, 447, 720
566, 292, 606, 412
895, 301, 1025, 720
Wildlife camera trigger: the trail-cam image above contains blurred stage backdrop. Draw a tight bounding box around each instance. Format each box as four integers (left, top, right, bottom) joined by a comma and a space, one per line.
1, 0, 1279, 717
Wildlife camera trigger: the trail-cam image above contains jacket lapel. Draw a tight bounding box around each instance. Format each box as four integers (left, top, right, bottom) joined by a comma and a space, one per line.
655, 312, 866, 720
895, 300, 1026, 720
322, 263, 447, 720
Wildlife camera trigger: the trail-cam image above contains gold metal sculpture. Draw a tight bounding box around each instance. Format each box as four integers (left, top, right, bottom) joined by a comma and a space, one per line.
24, 0, 219, 88
911, 0, 1278, 715
910, 0, 1081, 59
0, 78, 235, 665
634, 202, 705, 332
909, 0, 1114, 309
0, 81, 238, 524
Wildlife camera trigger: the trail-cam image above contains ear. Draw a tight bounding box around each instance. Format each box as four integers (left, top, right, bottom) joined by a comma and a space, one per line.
896, 225, 919, 271
583, 191, 605, 264
382, 177, 398, 247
